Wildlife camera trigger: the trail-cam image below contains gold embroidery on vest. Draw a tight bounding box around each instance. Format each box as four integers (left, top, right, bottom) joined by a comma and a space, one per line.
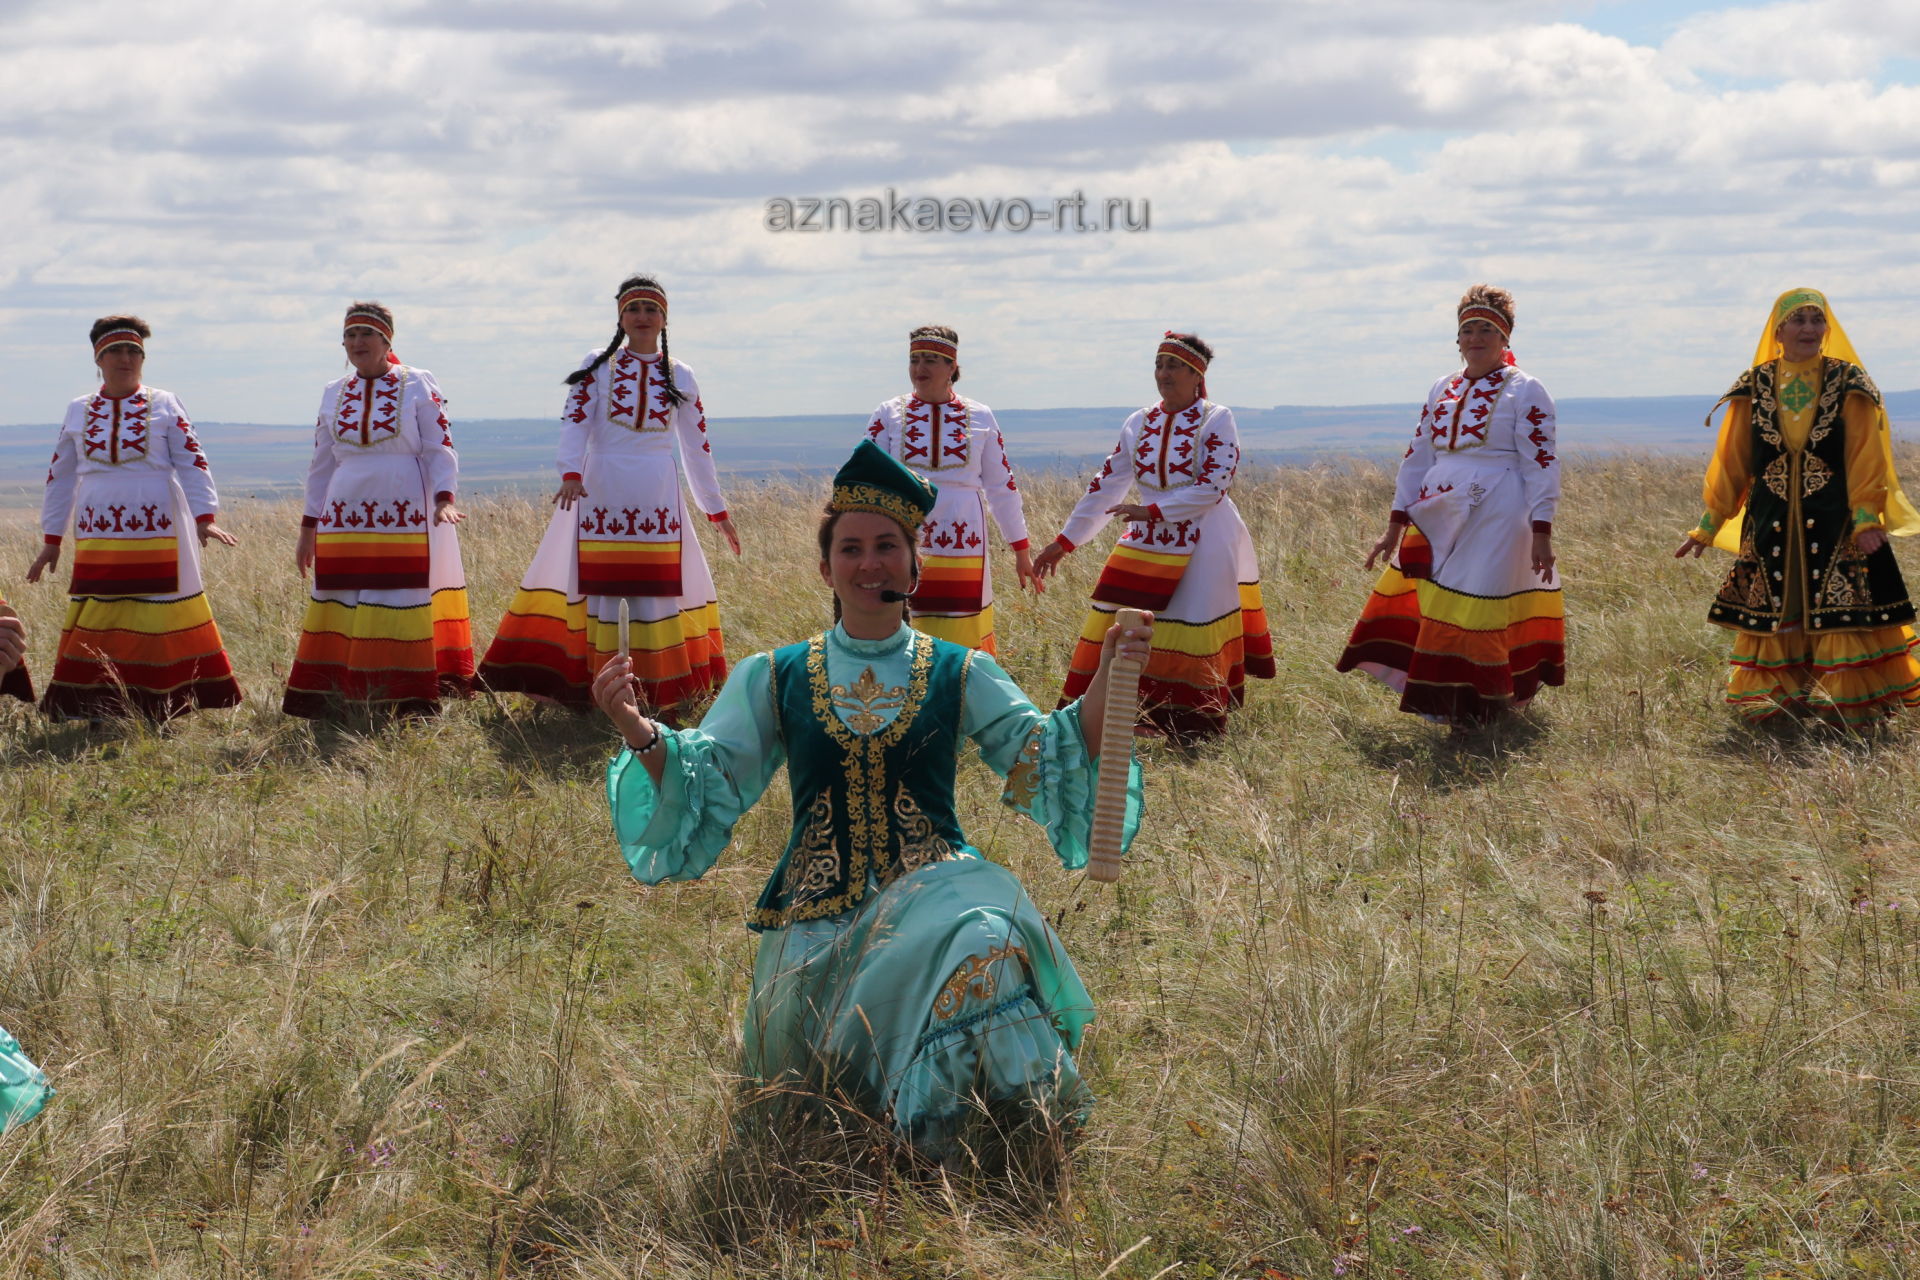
782, 791, 842, 899
884, 784, 955, 885
1801, 453, 1833, 497
1762, 453, 1792, 500
831, 665, 906, 735
752, 632, 935, 929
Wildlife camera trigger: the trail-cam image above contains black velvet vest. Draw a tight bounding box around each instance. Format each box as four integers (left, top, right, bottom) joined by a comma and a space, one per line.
1708, 358, 1913, 635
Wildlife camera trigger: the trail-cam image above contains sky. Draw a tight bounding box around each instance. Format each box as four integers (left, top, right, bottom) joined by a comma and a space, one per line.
2, 0, 1919, 426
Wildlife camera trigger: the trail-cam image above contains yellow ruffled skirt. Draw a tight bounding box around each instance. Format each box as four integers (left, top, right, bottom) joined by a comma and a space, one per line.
1726, 624, 1920, 726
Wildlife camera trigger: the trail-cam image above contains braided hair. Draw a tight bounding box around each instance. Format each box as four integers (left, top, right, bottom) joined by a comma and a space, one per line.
563, 274, 688, 406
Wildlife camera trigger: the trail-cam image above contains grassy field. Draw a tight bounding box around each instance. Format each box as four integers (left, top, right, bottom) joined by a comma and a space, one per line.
4, 460, 1920, 1278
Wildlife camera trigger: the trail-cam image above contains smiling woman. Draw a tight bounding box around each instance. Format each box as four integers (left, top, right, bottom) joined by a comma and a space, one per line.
589, 440, 1148, 1170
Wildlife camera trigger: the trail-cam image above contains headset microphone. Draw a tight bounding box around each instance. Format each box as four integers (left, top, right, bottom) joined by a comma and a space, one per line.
879, 590, 911, 603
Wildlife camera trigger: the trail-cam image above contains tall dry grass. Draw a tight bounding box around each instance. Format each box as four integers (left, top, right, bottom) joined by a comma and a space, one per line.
2, 458, 1920, 1278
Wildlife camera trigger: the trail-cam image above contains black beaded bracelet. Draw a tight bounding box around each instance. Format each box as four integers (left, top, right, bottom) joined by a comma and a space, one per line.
633, 719, 661, 754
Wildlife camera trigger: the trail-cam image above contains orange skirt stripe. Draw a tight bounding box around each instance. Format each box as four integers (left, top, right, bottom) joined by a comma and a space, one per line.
283, 588, 474, 717
478, 588, 724, 712
910, 553, 986, 615
70, 536, 179, 595
578, 541, 683, 597
1091, 543, 1189, 611
43, 594, 241, 719
315, 531, 430, 591
1336, 569, 1567, 722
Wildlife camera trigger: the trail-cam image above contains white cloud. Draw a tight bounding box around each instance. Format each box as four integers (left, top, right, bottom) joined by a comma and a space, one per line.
0, 0, 1916, 438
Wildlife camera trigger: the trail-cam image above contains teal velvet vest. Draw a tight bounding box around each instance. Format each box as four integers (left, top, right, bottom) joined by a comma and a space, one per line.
750, 630, 974, 931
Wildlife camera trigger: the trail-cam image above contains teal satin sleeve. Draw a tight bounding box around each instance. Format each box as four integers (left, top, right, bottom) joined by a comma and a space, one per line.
961, 652, 1144, 870
605, 652, 786, 884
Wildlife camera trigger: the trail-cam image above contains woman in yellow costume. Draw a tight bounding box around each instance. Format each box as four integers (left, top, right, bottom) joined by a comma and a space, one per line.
1676, 288, 1920, 725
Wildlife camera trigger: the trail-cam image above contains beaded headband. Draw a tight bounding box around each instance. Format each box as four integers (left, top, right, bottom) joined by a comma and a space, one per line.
909, 333, 957, 360
1457, 305, 1512, 339
92, 328, 145, 359
618, 284, 668, 314
1157, 332, 1209, 377
343, 309, 393, 341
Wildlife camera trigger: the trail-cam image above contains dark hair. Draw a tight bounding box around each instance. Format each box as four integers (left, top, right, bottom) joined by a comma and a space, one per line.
343, 300, 394, 335
1457, 284, 1515, 331
89, 314, 151, 346
1163, 332, 1214, 364
564, 274, 687, 405
816, 505, 916, 623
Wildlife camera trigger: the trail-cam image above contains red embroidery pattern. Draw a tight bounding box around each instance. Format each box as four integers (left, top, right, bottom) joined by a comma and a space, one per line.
320, 498, 426, 530
895, 396, 972, 472
565, 375, 594, 424
1122, 518, 1202, 549
334, 370, 405, 447
579, 506, 680, 536
1429, 370, 1506, 450
176, 416, 210, 471
75, 502, 173, 534
919, 517, 984, 551
604, 352, 669, 433
1133, 402, 1211, 488
82, 391, 151, 465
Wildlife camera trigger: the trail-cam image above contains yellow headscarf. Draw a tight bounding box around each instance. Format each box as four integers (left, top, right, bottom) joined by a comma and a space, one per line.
1709, 287, 1920, 551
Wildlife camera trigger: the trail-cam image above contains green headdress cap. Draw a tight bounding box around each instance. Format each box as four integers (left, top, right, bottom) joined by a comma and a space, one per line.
1774, 287, 1828, 320
830, 440, 938, 535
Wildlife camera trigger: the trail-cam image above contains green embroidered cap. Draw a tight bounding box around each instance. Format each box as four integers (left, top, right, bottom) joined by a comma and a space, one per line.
1775, 288, 1828, 320
831, 439, 939, 535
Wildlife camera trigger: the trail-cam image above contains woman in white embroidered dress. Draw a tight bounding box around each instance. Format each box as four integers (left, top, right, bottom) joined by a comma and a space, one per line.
862, 324, 1034, 653
285, 301, 474, 718
26, 315, 243, 719
476, 275, 739, 715
1335, 284, 1564, 725
1032, 332, 1274, 741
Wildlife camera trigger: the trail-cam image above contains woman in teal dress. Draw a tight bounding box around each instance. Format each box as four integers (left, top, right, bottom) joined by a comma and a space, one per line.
592, 440, 1148, 1162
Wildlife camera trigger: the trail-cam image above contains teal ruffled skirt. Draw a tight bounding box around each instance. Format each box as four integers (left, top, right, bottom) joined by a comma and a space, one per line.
1, 1024, 50, 1134
744, 856, 1092, 1158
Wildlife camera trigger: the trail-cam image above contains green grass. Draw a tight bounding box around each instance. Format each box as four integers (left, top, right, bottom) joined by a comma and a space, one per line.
4, 459, 1920, 1278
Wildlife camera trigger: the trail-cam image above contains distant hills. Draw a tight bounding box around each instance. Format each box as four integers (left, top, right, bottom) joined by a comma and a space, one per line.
5, 391, 1918, 507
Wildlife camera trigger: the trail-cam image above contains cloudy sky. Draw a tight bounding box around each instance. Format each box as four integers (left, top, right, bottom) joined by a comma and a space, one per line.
3, 0, 1919, 428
